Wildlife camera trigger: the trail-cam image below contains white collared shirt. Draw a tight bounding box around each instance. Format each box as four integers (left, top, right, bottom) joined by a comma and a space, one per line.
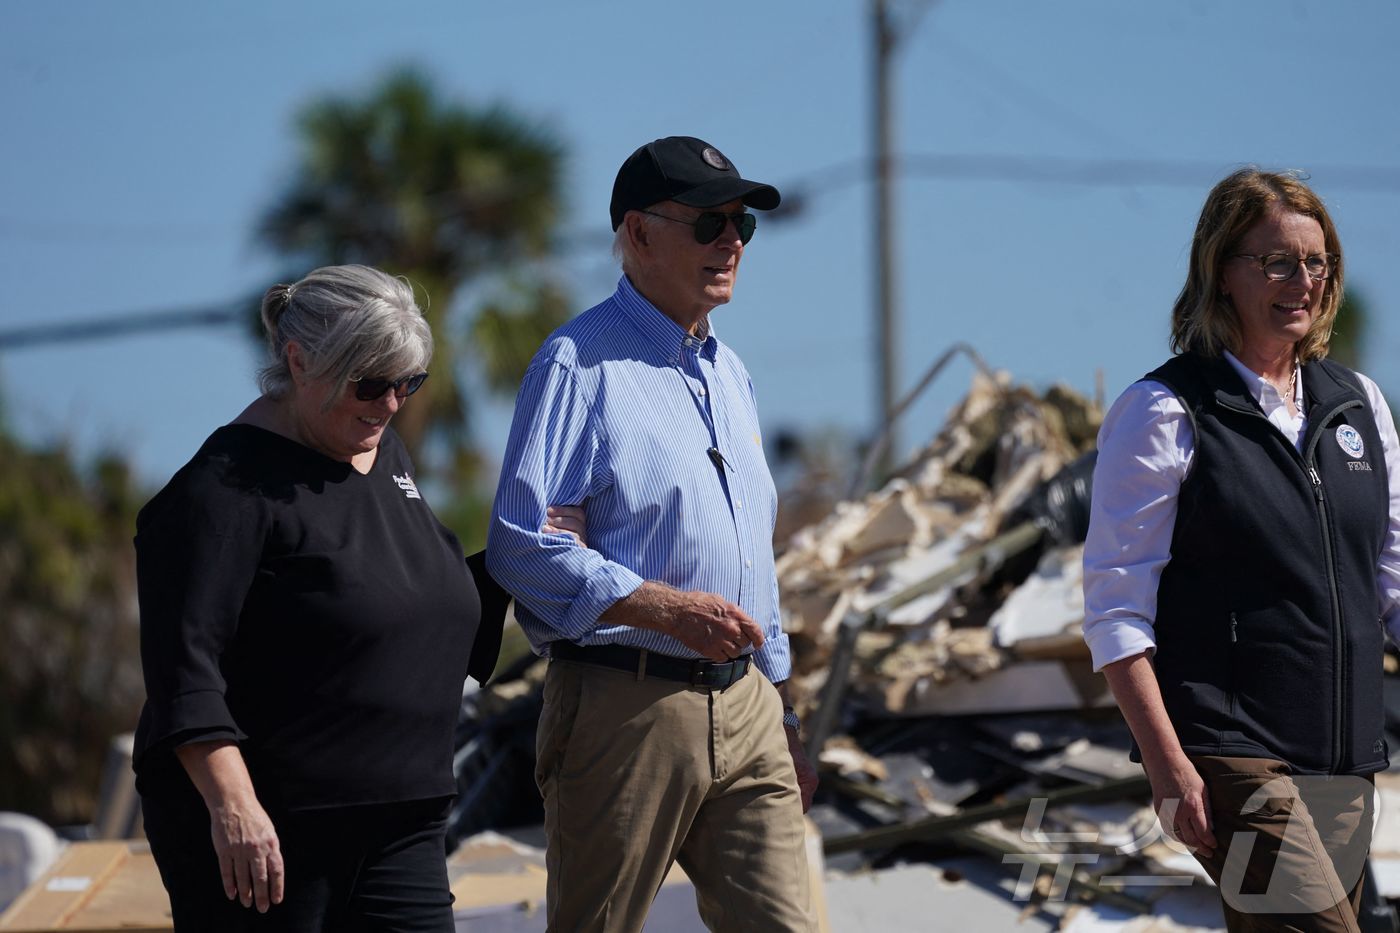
1082, 351, 1400, 671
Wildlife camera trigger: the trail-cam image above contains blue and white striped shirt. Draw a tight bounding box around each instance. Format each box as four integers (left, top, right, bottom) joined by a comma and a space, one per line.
486, 275, 791, 682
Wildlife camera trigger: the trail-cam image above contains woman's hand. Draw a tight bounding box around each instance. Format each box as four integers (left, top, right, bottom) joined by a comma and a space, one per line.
208, 795, 285, 911
1100, 652, 1217, 857
543, 504, 587, 547
175, 740, 285, 912
1145, 754, 1217, 857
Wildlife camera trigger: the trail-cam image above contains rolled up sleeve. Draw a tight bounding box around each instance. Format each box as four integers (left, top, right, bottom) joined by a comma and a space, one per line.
487, 358, 644, 640
1082, 382, 1191, 671
753, 568, 792, 682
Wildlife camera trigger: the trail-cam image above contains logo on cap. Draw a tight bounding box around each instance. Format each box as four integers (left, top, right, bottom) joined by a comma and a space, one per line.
1336, 425, 1365, 459
702, 147, 729, 170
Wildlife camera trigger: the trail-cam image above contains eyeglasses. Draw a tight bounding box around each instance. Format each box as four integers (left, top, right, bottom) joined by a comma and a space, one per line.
350, 372, 429, 401
1233, 253, 1337, 283
640, 209, 756, 245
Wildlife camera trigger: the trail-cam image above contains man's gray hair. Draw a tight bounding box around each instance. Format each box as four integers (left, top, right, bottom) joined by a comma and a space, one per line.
257, 264, 433, 408
612, 210, 664, 278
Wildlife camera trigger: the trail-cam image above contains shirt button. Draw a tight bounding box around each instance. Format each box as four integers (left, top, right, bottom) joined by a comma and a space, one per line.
745, 559, 753, 568
735, 500, 743, 509
697, 386, 706, 397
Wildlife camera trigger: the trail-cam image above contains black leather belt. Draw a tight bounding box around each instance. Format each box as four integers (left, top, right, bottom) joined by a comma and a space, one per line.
550, 641, 752, 688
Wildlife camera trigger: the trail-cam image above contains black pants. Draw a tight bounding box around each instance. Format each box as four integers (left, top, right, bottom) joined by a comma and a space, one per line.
142, 785, 455, 933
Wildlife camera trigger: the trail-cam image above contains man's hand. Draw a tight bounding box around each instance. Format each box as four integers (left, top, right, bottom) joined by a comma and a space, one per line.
542, 504, 587, 546
662, 591, 766, 661
784, 722, 818, 813
602, 583, 765, 662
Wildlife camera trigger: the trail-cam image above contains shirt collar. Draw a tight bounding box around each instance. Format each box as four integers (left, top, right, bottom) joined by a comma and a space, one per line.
1222, 349, 1302, 411
613, 275, 718, 363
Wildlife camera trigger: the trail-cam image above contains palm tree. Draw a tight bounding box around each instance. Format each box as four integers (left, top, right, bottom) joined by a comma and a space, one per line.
258, 69, 571, 477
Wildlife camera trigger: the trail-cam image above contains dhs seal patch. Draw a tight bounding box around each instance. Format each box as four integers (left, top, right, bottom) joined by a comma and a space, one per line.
1336, 425, 1365, 459
701, 147, 729, 170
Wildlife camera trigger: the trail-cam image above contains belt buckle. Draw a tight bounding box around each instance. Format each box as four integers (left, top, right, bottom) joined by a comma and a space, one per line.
692, 658, 746, 688
691, 660, 716, 687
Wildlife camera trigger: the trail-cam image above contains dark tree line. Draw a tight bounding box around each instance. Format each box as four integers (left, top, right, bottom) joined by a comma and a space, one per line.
0, 417, 144, 824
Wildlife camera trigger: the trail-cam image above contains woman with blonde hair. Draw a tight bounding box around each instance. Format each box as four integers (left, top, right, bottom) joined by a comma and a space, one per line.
1084, 169, 1400, 931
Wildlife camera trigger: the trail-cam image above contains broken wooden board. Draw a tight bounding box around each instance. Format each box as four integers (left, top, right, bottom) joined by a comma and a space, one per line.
0, 841, 169, 932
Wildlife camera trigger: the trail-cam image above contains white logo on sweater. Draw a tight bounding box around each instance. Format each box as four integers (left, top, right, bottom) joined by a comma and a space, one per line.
1335, 426, 1365, 459
392, 473, 422, 499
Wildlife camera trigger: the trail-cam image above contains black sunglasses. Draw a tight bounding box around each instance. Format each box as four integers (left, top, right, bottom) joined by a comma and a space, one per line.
350, 372, 429, 401
641, 209, 756, 245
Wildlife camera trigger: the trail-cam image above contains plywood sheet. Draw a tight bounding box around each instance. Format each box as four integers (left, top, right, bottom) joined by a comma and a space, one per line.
0, 841, 171, 932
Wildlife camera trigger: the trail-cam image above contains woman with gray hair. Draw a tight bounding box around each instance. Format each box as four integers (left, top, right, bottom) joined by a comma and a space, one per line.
132, 265, 581, 931
1084, 170, 1400, 930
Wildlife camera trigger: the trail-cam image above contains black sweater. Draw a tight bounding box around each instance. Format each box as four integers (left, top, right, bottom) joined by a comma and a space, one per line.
133, 425, 479, 810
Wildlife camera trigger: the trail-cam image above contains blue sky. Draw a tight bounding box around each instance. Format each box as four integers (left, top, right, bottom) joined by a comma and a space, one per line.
3, 1, 1398, 489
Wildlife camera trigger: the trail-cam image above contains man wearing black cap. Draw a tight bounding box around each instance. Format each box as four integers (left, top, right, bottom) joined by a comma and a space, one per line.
487, 136, 817, 932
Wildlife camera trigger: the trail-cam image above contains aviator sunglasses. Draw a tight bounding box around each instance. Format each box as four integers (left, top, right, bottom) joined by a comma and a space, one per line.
350, 372, 429, 401
640, 209, 757, 245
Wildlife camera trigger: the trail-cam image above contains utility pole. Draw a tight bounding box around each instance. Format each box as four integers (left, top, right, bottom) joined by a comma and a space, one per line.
872, 0, 898, 481
870, 0, 936, 482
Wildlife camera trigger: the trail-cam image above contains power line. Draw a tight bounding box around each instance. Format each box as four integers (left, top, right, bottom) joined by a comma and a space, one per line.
0, 302, 245, 350
926, 31, 1138, 155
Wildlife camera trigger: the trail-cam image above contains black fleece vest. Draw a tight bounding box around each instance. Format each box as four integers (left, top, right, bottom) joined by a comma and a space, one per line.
1145, 353, 1389, 775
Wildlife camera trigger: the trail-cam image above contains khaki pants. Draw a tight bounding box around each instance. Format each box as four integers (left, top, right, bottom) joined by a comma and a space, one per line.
535, 657, 816, 933
1189, 755, 1375, 933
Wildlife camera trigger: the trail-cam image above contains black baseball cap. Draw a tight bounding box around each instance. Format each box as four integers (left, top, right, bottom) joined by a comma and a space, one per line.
609, 136, 781, 231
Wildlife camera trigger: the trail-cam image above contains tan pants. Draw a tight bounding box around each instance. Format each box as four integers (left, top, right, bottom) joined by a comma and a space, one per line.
535, 657, 816, 933
1189, 755, 1375, 933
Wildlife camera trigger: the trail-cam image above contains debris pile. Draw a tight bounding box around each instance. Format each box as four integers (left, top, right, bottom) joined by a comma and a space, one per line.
778, 371, 1103, 728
